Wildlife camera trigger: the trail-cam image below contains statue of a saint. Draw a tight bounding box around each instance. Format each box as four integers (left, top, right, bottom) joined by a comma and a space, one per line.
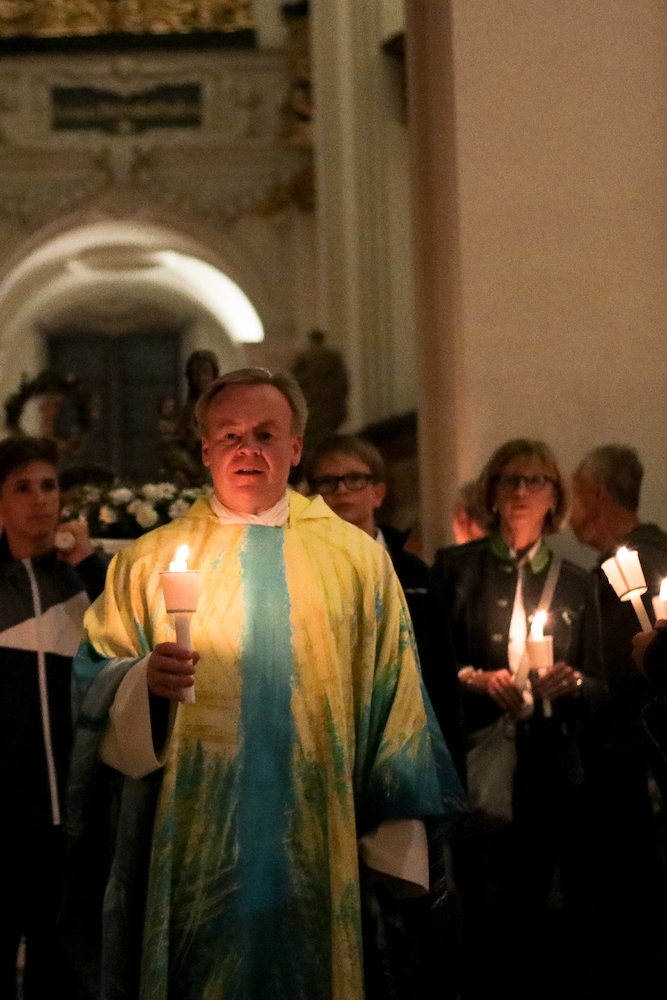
291, 331, 349, 473
160, 349, 219, 486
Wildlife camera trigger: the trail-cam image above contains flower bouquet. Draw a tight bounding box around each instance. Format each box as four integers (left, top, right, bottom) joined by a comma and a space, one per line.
61, 482, 213, 542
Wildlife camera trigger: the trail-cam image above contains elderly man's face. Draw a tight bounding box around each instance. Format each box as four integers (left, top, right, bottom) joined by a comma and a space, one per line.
201, 384, 302, 514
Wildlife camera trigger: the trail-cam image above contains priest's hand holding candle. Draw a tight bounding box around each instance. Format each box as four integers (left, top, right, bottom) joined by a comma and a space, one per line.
147, 545, 201, 704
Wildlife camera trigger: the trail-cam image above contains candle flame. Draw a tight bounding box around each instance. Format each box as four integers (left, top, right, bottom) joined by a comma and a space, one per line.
660, 579, 667, 601
169, 545, 189, 572
531, 610, 547, 641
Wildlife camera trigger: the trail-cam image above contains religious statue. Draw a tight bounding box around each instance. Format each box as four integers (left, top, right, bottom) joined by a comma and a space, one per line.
159, 349, 219, 487
290, 330, 349, 473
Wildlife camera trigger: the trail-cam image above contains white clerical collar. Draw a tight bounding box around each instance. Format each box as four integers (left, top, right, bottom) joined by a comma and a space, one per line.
210, 492, 289, 527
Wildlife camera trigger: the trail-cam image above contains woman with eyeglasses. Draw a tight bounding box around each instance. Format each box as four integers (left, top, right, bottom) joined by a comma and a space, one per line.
432, 438, 605, 1000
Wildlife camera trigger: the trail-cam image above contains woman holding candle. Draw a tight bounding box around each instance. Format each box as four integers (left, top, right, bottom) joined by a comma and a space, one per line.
432, 438, 605, 1000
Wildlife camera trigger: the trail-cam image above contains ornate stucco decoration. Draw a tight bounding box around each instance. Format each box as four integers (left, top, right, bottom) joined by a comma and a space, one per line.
0, 1, 253, 38
0, 46, 311, 225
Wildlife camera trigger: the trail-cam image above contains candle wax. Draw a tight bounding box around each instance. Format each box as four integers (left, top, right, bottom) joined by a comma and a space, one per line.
161, 570, 200, 612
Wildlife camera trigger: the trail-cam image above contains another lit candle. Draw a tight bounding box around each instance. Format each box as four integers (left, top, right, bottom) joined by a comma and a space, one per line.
160, 544, 200, 704
527, 610, 554, 717
653, 578, 667, 623
601, 547, 653, 633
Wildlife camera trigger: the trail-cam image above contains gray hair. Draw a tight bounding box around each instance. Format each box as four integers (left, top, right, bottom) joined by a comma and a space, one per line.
579, 445, 643, 513
195, 367, 308, 437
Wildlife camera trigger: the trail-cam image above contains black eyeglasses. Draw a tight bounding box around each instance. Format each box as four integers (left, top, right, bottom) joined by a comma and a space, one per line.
496, 474, 555, 493
313, 473, 374, 495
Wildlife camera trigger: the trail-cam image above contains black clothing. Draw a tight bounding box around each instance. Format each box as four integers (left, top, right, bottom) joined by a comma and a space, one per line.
432, 534, 604, 1000
0, 827, 74, 1000
379, 523, 432, 660
369, 526, 463, 1000
0, 535, 108, 998
594, 523, 667, 747
380, 524, 466, 783
588, 524, 667, 999
0, 540, 107, 826
432, 534, 605, 736
643, 627, 667, 793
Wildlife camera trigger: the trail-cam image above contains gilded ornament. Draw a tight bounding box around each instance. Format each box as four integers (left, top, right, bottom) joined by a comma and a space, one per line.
0, 0, 253, 38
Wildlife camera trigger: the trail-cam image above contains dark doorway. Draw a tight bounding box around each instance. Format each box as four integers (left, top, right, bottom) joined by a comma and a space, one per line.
48, 331, 181, 482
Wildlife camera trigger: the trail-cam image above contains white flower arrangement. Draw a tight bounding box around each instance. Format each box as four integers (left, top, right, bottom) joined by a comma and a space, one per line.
142, 482, 177, 502
62, 482, 213, 539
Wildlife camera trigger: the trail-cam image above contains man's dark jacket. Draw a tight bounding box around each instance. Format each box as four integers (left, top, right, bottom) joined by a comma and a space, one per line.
380, 525, 465, 782
0, 535, 108, 828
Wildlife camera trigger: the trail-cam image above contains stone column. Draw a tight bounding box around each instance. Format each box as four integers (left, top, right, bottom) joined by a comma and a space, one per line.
310, 0, 412, 428
405, 0, 464, 559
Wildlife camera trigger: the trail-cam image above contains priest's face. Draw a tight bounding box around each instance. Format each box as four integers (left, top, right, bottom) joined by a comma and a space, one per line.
201, 383, 303, 514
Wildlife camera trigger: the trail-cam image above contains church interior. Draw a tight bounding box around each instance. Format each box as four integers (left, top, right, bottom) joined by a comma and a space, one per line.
5, 4, 667, 998
4, 0, 664, 564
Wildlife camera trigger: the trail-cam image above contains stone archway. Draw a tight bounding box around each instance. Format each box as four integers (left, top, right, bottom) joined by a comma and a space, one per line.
0, 219, 267, 479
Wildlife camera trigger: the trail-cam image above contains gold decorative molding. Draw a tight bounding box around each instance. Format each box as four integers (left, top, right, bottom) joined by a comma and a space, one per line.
0, 0, 253, 39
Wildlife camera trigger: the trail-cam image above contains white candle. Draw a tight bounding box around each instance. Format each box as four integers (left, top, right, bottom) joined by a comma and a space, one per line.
160, 545, 200, 704
653, 578, 667, 623
601, 547, 652, 633
527, 610, 553, 717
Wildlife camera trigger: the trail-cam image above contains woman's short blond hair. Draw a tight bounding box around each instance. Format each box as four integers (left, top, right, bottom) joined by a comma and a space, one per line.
195, 367, 308, 437
477, 438, 568, 535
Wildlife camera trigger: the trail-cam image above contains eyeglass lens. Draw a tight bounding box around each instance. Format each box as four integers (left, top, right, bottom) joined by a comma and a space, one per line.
497, 474, 553, 493
314, 473, 373, 494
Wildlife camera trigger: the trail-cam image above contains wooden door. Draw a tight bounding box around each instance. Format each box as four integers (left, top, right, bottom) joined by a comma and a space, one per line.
48, 331, 180, 483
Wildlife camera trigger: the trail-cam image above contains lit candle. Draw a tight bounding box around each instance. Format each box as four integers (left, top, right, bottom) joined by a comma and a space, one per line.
160, 545, 200, 704
527, 610, 554, 717
601, 547, 653, 632
653, 578, 667, 623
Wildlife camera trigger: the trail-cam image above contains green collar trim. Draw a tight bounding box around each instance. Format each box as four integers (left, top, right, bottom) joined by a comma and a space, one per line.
489, 533, 551, 574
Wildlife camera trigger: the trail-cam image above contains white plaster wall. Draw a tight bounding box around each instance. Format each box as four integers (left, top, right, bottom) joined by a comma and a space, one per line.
451, 0, 667, 563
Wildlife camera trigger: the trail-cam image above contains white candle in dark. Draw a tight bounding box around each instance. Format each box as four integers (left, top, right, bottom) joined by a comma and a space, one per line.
653, 579, 667, 622
527, 610, 553, 717
601, 547, 652, 633
160, 545, 200, 704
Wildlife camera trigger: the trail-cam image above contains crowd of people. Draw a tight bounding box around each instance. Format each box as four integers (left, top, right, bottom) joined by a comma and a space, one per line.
3, 368, 667, 999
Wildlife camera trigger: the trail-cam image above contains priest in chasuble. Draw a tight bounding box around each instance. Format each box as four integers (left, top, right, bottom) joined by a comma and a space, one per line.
67, 368, 463, 1000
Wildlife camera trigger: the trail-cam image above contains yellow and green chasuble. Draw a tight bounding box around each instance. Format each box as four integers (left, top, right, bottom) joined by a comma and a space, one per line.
72, 492, 463, 1000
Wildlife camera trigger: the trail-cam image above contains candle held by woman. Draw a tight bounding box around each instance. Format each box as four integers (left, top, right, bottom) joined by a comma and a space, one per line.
527, 610, 554, 717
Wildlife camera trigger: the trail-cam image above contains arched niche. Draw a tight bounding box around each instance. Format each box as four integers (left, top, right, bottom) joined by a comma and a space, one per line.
0, 219, 266, 478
